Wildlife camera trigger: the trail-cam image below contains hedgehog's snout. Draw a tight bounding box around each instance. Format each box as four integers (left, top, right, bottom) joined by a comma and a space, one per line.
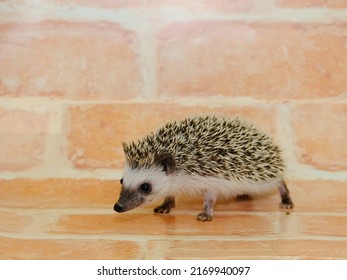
113, 203, 125, 213
113, 187, 146, 213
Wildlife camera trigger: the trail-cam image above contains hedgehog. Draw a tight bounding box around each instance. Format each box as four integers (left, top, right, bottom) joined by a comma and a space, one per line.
114, 115, 294, 221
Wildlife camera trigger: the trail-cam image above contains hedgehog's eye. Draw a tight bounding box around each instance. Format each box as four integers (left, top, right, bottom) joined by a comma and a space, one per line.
120, 178, 123, 185
139, 183, 152, 194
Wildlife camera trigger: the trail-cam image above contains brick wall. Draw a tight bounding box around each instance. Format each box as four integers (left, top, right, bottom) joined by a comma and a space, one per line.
1, 0, 346, 182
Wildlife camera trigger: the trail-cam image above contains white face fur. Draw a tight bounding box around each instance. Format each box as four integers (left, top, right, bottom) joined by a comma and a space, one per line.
114, 162, 172, 213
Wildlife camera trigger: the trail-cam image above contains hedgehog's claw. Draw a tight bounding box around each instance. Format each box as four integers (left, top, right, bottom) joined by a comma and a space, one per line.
279, 201, 294, 214
154, 205, 171, 214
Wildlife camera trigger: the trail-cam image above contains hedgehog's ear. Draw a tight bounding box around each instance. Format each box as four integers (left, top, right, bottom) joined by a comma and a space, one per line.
123, 142, 133, 164
122, 142, 128, 153
154, 152, 175, 175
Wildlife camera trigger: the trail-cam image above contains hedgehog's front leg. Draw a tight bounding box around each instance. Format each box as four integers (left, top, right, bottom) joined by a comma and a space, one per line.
197, 192, 217, 222
154, 196, 175, 214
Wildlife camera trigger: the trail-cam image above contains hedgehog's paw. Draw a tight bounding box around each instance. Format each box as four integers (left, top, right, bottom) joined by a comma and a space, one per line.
154, 196, 175, 214
197, 211, 213, 222
279, 200, 294, 214
154, 205, 171, 214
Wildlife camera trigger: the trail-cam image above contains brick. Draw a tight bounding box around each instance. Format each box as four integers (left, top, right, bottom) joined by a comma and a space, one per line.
291, 102, 347, 170
66, 103, 276, 169
0, 211, 33, 234
0, 21, 141, 99
0, 109, 48, 171
52, 213, 275, 236
0, 179, 117, 209
147, 239, 347, 259
0, 236, 140, 259
276, 0, 347, 8
158, 22, 347, 99
286, 180, 347, 212
300, 216, 347, 237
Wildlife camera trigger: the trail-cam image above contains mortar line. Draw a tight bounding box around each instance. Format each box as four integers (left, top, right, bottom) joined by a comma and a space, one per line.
1, 2, 347, 24
0, 95, 346, 106
1, 232, 347, 242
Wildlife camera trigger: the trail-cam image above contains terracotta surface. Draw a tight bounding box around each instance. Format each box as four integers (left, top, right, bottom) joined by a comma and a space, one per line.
158, 22, 347, 99
1, 179, 347, 259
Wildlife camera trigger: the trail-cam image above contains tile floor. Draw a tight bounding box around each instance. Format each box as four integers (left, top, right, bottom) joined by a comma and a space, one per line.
1, 178, 347, 259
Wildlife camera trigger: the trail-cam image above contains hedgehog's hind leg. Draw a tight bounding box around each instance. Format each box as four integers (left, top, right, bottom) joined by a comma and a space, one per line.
154, 196, 175, 214
197, 192, 217, 222
278, 180, 294, 212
